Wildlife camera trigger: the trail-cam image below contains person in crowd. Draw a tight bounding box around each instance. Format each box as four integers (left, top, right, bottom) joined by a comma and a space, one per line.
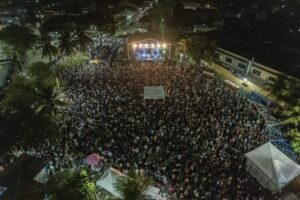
26, 61, 277, 199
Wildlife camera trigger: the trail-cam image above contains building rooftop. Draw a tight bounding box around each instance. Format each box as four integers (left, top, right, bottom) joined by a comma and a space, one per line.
219, 40, 300, 79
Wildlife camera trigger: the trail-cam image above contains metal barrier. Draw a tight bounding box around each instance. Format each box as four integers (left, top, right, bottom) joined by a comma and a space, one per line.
245, 94, 298, 162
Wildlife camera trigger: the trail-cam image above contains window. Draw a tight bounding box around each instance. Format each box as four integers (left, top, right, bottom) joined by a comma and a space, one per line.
238, 63, 246, 69
252, 69, 261, 76
225, 57, 232, 63
268, 76, 277, 82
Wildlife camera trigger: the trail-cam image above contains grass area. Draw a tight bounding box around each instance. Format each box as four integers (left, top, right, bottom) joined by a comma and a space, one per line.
61, 52, 89, 68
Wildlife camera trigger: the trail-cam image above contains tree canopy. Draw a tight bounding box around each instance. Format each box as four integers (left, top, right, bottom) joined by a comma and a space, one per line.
0, 62, 66, 152
46, 168, 96, 200
112, 170, 153, 200
0, 25, 37, 55
184, 35, 217, 63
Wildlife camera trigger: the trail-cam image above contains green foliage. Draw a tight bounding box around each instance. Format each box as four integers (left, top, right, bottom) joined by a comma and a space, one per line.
61, 52, 89, 68
34, 77, 67, 115
74, 28, 93, 52
186, 35, 217, 63
47, 168, 96, 200
266, 75, 300, 107
1, 75, 36, 114
36, 33, 58, 61
0, 74, 60, 151
266, 75, 289, 104
0, 25, 37, 55
175, 39, 188, 56
0, 62, 66, 151
28, 61, 53, 80
58, 30, 77, 56
283, 105, 300, 152
113, 170, 153, 200
289, 129, 300, 153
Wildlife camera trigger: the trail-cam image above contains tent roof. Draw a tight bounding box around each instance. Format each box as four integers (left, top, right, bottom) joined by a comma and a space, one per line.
96, 168, 160, 199
245, 142, 300, 189
96, 167, 124, 198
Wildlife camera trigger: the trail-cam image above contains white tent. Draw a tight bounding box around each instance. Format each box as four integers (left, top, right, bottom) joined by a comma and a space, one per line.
245, 142, 300, 191
96, 167, 124, 198
0, 185, 7, 197
144, 86, 165, 100
96, 168, 160, 199
33, 167, 48, 184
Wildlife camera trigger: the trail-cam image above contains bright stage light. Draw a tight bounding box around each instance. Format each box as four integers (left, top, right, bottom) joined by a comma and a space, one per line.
157, 43, 160, 48
151, 44, 155, 48
162, 43, 167, 48
133, 43, 137, 48
139, 44, 143, 48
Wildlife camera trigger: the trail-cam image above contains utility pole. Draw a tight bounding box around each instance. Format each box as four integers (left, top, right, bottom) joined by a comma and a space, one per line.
161, 18, 165, 41
246, 57, 254, 75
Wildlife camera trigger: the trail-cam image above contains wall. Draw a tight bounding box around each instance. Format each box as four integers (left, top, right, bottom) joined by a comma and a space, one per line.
214, 48, 297, 82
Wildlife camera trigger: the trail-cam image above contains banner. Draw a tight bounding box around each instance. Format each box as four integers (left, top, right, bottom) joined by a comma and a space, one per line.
144, 86, 165, 100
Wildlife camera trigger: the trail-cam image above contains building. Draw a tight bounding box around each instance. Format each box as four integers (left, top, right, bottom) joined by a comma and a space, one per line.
172, 0, 223, 34
214, 47, 300, 84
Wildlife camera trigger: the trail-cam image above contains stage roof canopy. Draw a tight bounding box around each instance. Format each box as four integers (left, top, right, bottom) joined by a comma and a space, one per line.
245, 142, 300, 191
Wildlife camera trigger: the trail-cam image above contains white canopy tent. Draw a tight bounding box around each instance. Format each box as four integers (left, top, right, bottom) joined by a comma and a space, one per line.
33, 167, 48, 184
0, 185, 7, 197
96, 167, 160, 199
96, 167, 124, 198
245, 142, 300, 191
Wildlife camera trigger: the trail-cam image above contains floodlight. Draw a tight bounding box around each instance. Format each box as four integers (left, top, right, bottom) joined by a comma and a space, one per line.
157, 43, 161, 48
151, 44, 155, 48
139, 44, 143, 48
162, 43, 167, 48
133, 43, 137, 48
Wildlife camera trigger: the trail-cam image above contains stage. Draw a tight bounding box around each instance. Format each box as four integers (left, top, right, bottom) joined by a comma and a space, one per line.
127, 38, 171, 61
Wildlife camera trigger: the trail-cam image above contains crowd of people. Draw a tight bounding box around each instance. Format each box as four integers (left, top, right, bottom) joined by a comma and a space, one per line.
28, 61, 278, 199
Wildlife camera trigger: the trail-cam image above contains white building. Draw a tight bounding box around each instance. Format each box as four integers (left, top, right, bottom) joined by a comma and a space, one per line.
214, 48, 300, 82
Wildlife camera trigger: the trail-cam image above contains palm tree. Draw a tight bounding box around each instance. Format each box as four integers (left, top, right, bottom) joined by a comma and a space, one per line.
47, 168, 96, 200
36, 33, 58, 61
34, 77, 67, 116
58, 30, 76, 57
282, 79, 300, 108
0, 75, 37, 114
0, 75, 61, 149
283, 105, 300, 152
265, 75, 288, 104
74, 27, 93, 52
112, 170, 153, 200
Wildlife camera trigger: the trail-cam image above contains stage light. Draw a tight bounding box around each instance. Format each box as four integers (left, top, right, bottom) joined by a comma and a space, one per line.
151, 43, 155, 48
133, 43, 137, 48
139, 44, 143, 48
157, 43, 161, 48
162, 43, 167, 48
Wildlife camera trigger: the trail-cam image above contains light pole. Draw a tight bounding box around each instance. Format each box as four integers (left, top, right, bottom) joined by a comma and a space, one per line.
161, 18, 165, 41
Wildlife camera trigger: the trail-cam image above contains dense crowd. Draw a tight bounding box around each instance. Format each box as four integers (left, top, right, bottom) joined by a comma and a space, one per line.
28, 61, 278, 199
